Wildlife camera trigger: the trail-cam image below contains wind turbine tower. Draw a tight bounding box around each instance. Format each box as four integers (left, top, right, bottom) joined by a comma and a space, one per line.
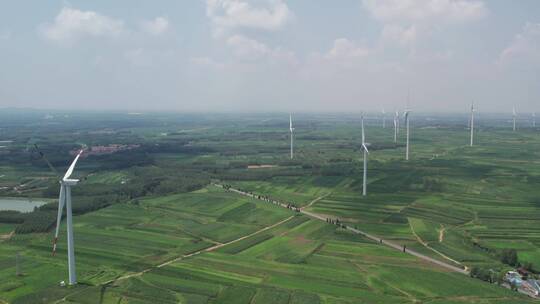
52, 150, 83, 285
396, 110, 400, 134
361, 114, 369, 196
289, 114, 294, 159
513, 106, 517, 132
533, 112, 536, 128
404, 110, 411, 161
382, 108, 386, 128
470, 102, 475, 147
393, 111, 399, 143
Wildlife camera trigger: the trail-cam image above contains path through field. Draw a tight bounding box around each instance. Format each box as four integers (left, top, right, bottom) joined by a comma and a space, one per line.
408, 219, 464, 269
300, 194, 329, 210
55, 214, 296, 303
439, 225, 446, 243
217, 183, 468, 275
111, 215, 296, 282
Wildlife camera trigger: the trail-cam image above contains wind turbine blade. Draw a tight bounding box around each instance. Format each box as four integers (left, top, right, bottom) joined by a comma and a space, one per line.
63, 150, 83, 180
52, 184, 66, 256
34, 144, 61, 178
362, 143, 369, 154
289, 114, 292, 131
361, 116, 365, 144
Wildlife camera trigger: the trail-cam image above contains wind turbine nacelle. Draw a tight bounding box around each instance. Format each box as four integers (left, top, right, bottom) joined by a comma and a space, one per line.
62, 179, 79, 186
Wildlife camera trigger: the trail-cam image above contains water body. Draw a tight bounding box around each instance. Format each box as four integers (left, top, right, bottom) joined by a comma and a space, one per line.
0, 198, 47, 212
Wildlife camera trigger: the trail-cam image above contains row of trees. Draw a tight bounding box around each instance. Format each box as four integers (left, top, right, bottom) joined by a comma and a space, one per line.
469, 267, 506, 285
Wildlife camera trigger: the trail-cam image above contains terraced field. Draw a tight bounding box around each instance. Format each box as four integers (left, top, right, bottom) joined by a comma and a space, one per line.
2, 113, 540, 303
1, 186, 533, 303
0, 186, 292, 303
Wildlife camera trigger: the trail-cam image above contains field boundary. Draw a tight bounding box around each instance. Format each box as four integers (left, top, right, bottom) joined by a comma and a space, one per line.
102, 214, 296, 285
408, 218, 465, 269
214, 183, 468, 275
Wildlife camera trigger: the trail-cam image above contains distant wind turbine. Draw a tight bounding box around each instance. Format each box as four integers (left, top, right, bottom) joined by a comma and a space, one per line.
289, 114, 294, 159
470, 102, 475, 147
393, 111, 399, 143
533, 112, 536, 128
396, 110, 400, 135
361, 114, 369, 196
394, 111, 399, 143
382, 108, 386, 128
513, 106, 517, 132
404, 109, 411, 161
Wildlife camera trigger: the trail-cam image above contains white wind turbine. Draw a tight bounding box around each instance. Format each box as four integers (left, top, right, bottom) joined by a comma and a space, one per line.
382, 108, 386, 128
404, 109, 411, 161
361, 114, 369, 196
470, 102, 475, 147
393, 110, 399, 143
533, 112, 536, 128
53, 150, 84, 286
289, 113, 294, 159
513, 106, 517, 131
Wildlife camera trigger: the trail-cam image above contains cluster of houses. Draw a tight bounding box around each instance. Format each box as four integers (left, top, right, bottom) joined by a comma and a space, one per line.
506, 268, 540, 297
70, 144, 140, 158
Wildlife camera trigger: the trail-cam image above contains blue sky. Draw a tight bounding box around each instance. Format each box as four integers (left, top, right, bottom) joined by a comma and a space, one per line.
0, 0, 539, 112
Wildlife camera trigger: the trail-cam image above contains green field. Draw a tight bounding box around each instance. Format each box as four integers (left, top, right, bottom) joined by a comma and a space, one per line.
1, 111, 539, 303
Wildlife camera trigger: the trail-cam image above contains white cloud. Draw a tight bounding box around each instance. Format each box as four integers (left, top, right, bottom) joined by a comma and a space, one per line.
498, 23, 540, 68
226, 34, 296, 64
140, 17, 169, 35
205, 0, 294, 67
40, 7, 124, 43
381, 25, 417, 47
364, 0, 487, 57
302, 39, 374, 72
227, 34, 271, 59
363, 0, 487, 24
326, 38, 370, 60
206, 0, 291, 35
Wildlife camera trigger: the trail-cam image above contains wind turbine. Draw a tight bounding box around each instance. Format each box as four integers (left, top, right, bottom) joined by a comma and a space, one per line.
470, 102, 475, 147
382, 108, 386, 128
513, 106, 517, 131
39, 148, 83, 286
396, 110, 401, 135
361, 114, 369, 196
289, 114, 294, 159
393, 111, 399, 143
404, 109, 411, 160
533, 112, 536, 128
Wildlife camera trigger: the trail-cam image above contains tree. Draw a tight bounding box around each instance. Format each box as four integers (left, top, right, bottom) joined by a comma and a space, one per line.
470, 266, 479, 278
497, 270, 506, 286
500, 249, 519, 266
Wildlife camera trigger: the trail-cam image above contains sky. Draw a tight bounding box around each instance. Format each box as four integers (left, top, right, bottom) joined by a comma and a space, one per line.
0, 0, 539, 113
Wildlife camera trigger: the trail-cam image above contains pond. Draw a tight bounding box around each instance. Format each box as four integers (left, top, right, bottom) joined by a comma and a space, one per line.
0, 198, 48, 212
